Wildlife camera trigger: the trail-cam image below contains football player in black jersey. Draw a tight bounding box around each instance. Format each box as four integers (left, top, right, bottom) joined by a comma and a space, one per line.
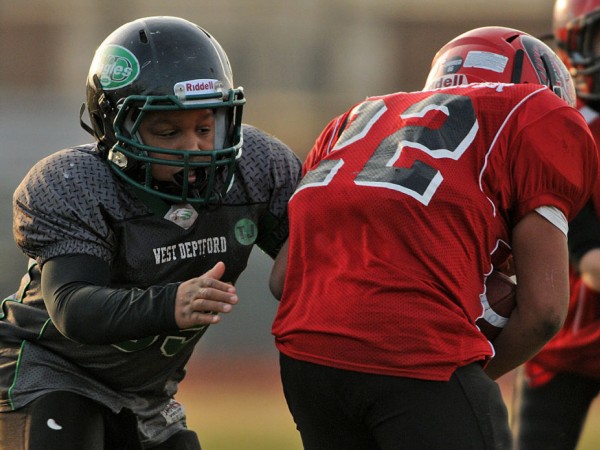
0, 16, 302, 450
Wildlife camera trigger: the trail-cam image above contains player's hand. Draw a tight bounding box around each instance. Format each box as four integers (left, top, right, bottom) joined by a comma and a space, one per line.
174, 261, 238, 329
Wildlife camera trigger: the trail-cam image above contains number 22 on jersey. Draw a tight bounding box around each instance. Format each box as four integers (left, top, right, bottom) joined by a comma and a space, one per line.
295, 93, 479, 206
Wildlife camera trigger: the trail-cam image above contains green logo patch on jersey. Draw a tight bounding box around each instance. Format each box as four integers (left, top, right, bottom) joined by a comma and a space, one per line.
96, 45, 140, 90
235, 218, 257, 246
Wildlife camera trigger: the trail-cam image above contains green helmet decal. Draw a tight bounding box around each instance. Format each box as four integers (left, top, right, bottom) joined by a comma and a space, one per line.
95, 45, 140, 90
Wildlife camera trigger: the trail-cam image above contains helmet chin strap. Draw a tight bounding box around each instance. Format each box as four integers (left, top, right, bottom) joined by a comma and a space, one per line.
79, 103, 96, 138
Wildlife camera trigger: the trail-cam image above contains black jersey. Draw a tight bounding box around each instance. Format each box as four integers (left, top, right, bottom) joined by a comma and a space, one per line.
0, 124, 301, 444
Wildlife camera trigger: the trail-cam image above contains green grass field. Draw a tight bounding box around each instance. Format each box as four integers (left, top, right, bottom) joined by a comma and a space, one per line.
177, 357, 600, 450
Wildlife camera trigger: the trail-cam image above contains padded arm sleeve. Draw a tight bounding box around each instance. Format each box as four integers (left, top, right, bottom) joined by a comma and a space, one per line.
41, 254, 179, 344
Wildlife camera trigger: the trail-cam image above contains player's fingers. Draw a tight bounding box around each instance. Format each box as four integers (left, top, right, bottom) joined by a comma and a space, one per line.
200, 261, 227, 281
175, 268, 238, 328
192, 297, 237, 314
187, 310, 223, 325
195, 285, 238, 305
195, 276, 237, 295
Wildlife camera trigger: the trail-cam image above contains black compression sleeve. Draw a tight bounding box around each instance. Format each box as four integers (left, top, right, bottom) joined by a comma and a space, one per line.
568, 200, 600, 264
41, 254, 179, 344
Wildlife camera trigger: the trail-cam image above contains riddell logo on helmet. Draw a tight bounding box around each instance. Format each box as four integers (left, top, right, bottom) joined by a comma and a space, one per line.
174, 79, 222, 98
187, 80, 215, 91
431, 74, 468, 89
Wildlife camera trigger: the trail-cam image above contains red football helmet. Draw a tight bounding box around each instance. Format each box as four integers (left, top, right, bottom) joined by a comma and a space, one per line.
553, 0, 600, 101
425, 26, 576, 107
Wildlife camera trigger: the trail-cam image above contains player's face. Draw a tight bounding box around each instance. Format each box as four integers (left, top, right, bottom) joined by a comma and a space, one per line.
138, 109, 216, 183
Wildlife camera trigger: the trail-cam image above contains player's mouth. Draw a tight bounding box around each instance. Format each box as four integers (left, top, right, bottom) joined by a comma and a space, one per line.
173, 169, 196, 186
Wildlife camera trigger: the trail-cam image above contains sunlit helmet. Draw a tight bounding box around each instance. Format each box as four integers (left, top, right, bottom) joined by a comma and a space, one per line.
81, 16, 245, 205
553, 0, 600, 101
424, 26, 576, 107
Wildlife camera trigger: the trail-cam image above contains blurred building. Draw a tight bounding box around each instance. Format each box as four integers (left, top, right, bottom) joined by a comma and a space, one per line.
1, 0, 554, 153
0, 0, 554, 353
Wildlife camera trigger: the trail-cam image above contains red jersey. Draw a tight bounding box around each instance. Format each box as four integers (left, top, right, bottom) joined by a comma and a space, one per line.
272, 83, 598, 381
525, 100, 600, 387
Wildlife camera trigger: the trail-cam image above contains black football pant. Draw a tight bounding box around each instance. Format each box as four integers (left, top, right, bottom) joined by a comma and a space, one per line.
0, 391, 201, 449
515, 371, 600, 450
280, 353, 512, 450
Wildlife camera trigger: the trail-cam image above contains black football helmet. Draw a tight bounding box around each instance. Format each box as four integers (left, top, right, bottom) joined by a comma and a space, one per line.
81, 16, 245, 204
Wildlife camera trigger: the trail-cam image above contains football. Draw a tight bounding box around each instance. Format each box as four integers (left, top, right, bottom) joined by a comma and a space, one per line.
477, 270, 517, 341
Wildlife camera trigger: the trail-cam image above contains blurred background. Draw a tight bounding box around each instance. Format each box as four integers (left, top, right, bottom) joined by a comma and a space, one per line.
3, 0, 600, 448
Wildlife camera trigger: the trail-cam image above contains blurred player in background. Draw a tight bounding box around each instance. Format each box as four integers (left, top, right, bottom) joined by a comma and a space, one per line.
514, 1, 600, 448
0, 16, 301, 450
270, 26, 598, 450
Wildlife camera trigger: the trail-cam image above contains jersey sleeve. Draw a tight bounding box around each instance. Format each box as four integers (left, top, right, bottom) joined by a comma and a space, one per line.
240, 125, 303, 257
303, 113, 349, 174
12, 147, 137, 265
506, 92, 598, 225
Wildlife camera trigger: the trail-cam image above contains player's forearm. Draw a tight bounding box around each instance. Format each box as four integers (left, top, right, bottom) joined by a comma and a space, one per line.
47, 281, 179, 344
484, 211, 569, 379
41, 254, 179, 344
483, 306, 564, 379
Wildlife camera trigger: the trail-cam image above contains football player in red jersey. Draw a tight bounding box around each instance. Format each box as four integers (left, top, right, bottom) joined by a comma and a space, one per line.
270, 26, 599, 450
513, 1, 600, 448
0, 16, 301, 450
